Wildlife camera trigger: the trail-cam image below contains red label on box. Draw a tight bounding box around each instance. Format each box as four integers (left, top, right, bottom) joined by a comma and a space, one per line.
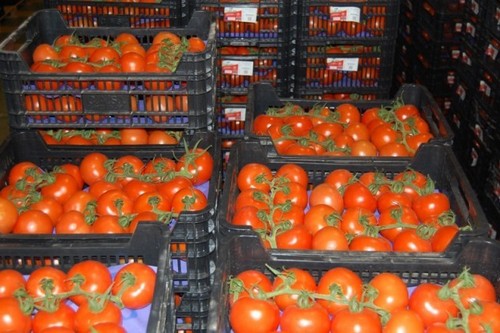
224, 11, 242, 22
327, 59, 344, 70
222, 64, 239, 75
330, 10, 347, 22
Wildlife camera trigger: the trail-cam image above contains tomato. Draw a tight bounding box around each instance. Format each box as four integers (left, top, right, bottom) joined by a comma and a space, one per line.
13, 210, 53, 234
234, 189, 270, 212
58, 163, 84, 189
345, 122, 370, 142
283, 115, 314, 136
252, 115, 283, 135
176, 148, 214, 186
304, 204, 338, 235
111, 263, 156, 309
330, 308, 381, 333
171, 187, 207, 213
412, 193, 450, 221
230, 297, 280, 333
40, 173, 80, 204
272, 268, 316, 310
62, 61, 94, 89
0, 297, 32, 333
377, 191, 413, 212
31, 61, 61, 90
127, 211, 158, 233
25, 95, 54, 119
114, 32, 139, 46
409, 283, 459, 327
120, 52, 146, 72
119, 128, 148, 145
276, 225, 313, 250
96, 63, 123, 90
96, 189, 133, 216
120, 43, 146, 57
152, 31, 181, 45
272, 204, 304, 228
370, 123, 398, 149
431, 225, 459, 252
231, 270, 272, 304
324, 169, 353, 191
0, 269, 25, 298
340, 207, 377, 235
122, 180, 156, 202
66, 260, 113, 306
147, 130, 178, 145
55, 210, 92, 234
33, 302, 76, 333
134, 191, 171, 213
383, 309, 425, 333
312, 226, 349, 250
187, 37, 206, 52
112, 155, 144, 186
393, 170, 428, 202
89, 47, 120, 64
309, 183, 344, 213
343, 182, 377, 212
59, 45, 87, 61
379, 142, 411, 157
349, 235, 392, 251
368, 273, 408, 313
284, 142, 318, 155
316, 267, 363, 314
336, 103, 361, 124
91, 215, 127, 234
232, 205, 267, 230
30, 197, 64, 225
273, 181, 308, 209
406, 133, 434, 153
0, 197, 19, 233
26, 267, 67, 299
450, 274, 496, 309
8, 161, 42, 186
378, 206, 419, 242
89, 322, 126, 333
350, 140, 377, 156
63, 190, 95, 213
88, 180, 122, 198
237, 163, 273, 193
275, 164, 309, 189
395, 105, 420, 121
280, 303, 331, 333
312, 122, 344, 139
33, 44, 60, 62
468, 301, 500, 333
74, 301, 122, 333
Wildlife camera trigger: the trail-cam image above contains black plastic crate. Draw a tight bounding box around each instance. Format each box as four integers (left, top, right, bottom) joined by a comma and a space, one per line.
175, 291, 211, 333
246, 83, 453, 150
474, 27, 500, 80
485, 0, 500, 38
217, 43, 291, 95
0, 222, 174, 333
297, 0, 400, 42
414, 58, 456, 96
207, 235, 500, 332
189, 0, 297, 45
294, 40, 395, 93
421, 0, 466, 15
216, 101, 246, 138
417, 1, 464, 42
467, 97, 499, 150
43, 0, 187, 28
476, 65, 500, 111
413, 27, 461, 69
0, 9, 216, 130
218, 139, 489, 258
0, 130, 221, 292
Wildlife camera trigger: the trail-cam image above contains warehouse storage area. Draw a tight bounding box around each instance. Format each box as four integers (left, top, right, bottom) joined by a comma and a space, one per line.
0, 0, 498, 332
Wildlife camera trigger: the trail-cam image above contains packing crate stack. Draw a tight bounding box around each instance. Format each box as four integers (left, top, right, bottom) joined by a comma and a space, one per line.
0, 4, 219, 332
449, 0, 500, 237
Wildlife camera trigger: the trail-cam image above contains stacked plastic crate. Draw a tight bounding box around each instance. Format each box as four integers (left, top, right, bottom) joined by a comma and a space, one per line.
294, 0, 400, 100
392, 0, 416, 95
188, 0, 296, 143
449, 0, 500, 237
0, 6, 219, 332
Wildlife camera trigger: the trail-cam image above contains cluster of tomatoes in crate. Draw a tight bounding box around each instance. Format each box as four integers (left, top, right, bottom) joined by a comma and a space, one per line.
0, 144, 213, 234
233, 163, 461, 252
228, 266, 499, 332
39, 129, 182, 145
252, 100, 433, 156
306, 6, 388, 38
0, 260, 156, 333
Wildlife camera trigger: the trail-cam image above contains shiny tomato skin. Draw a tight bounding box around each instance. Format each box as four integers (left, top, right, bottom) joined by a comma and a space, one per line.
275, 164, 309, 189
231, 270, 273, 304
383, 309, 425, 333
343, 182, 377, 212
368, 273, 408, 313
312, 226, 349, 250
0, 297, 32, 333
276, 225, 313, 250
0, 269, 26, 298
0, 197, 19, 233
409, 283, 459, 328
412, 193, 450, 221
175, 148, 214, 186
431, 225, 459, 252
237, 163, 273, 193
96, 189, 133, 216
378, 206, 419, 242
66, 260, 113, 306
79, 153, 109, 186
171, 187, 207, 213
330, 308, 381, 333
40, 173, 80, 204
13, 210, 54, 234
26, 267, 67, 299
8, 161, 41, 186
273, 181, 308, 209
449, 274, 496, 309
32, 302, 76, 333
303, 204, 338, 235
111, 263, 156, 309
468, 301, 500, 333
349, 235, 393, 251
309, 183, 344, 213
55, 210, 92, 234
393, 229, 432, 252
272, 268, 316, 310
74, 301, 122, 333
229, 297, 280, 333
317, 267, 363, 314
340, 207, 377, 236
232, 205, 267, 230
280, 303, 331, 333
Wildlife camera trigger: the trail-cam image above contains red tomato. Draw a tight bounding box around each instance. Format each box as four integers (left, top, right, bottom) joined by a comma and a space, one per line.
273, 181, 308, 209
303, 204, 338, 235
234, 189, 270, 212
449, 274, 496, 309
13, 210, 53, 234
283, 115, 314, 136
343, 182, 377, 212
55, 210, 92, 234
0, 297, 32, 333
0, 269, 25, 298
349, 235, 392, 251
368, 273, 408, 313
33, 302, 76, 333
280, 303, 331, 333
468, 301, 500, 333
431, 225, 459, 252
377, 191, 413, 212
232, 205, 267, 230
33, 43, 60, 62
111, 263, 156, 309
8, 161, 42, 186
393, 229, 432, 252
231, 270, 273, 304
325, 169, 354, 191
74, 301, 122, 333
383, 309, 425, 333
229, 298, 280, 333
30, 197, 64, 225
156, 177, 193, 202
26, 267, 67, 299
63, 190, 96, 214
176, 148, 214, 186
409, 283, 459, 327
272, 268, 316, 310
312, 226, 349, 250
133, 191, 171, 213
340, 207, 377, 235
275, 164, 309, 189
412, 193, 451, 221
379, 142, 411, 157
336, 103, 361, 124
89, 47, 120, 64
113, 155, 144, 186
96, 63, 123, 90
252, 115, 284, 135
171, 187, 207, 213
370, 123, 398, 149
378, 206, 419, 242
91, 215, 127, 234
96, 189, 133, 216
330, 308, 381, 333
66, 260, 113, 306
89, 322, 126, 333
316, 267, 363, 314
309, 183, 344, 213
351, 140, 378, 156
275, 225, 313, 250
120, 52, 146, 72
88, 180, 122, 198
0, 197, 19, 233
79, 153, 109, 186
40, 173, 80, 204
237, 163, 273, 193
122, 180, 157, 201
272, 204, 304, 228
119, 129, 148, 145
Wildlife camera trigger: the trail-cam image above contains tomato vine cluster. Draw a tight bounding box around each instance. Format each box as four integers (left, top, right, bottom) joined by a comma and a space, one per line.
252, 99, 434, 156
0, 260, 156, 332
228, 266, 499, 333
0, 143, 213, 234
232, 163, 463, 251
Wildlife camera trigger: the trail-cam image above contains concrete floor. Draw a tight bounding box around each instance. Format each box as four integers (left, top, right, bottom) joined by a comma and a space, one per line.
0, 0, 43, 143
